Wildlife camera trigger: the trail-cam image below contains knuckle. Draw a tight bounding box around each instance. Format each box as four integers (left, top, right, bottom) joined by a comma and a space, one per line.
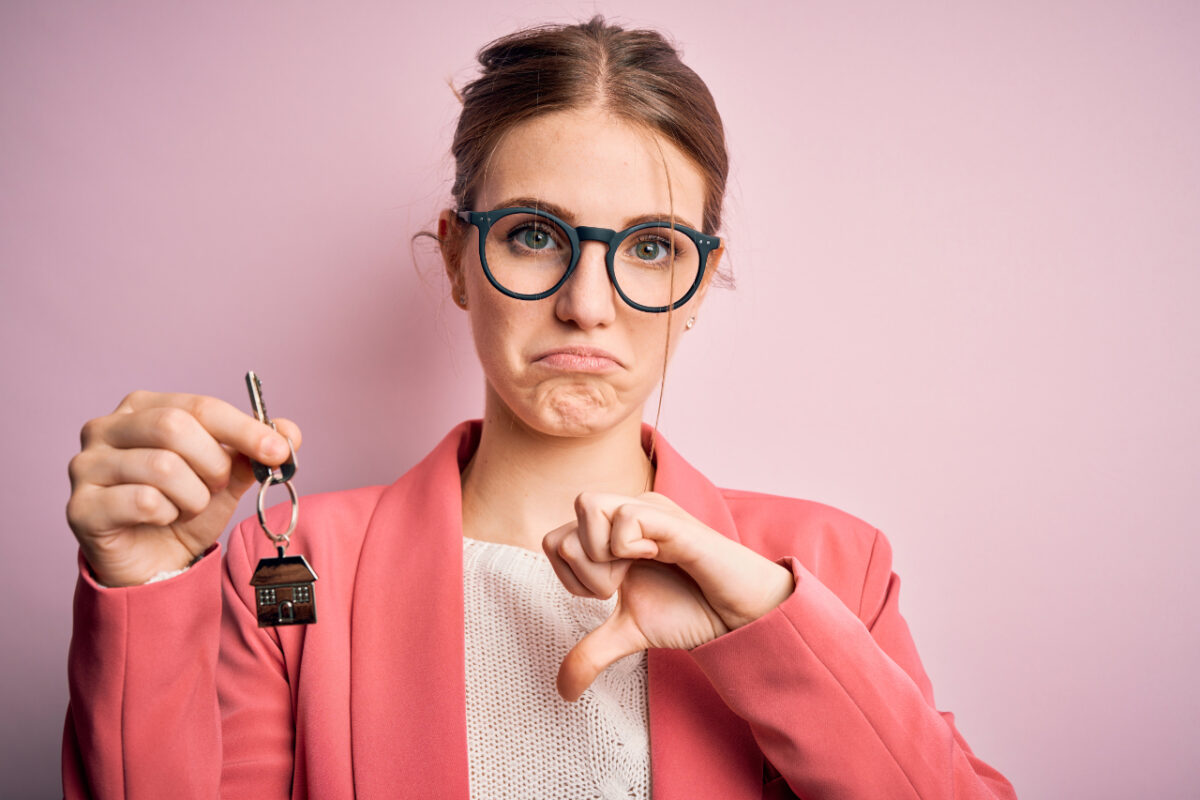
612, 502, 640, 525
78, 417, 103, 449
208, 454, 232, 488
64, 493, 87, 531
132, 484, 162, 516
119, 389, 149, 411
187, 394, 218, 422
557, 533, 581, 561
145, 449, 179, 482
67, 451, 89, 485
151, 407, 191, 441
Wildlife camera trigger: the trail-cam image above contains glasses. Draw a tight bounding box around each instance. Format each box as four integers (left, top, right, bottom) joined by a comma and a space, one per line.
456, 207, 721, 313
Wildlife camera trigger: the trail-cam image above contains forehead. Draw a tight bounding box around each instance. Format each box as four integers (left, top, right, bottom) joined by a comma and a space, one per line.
475, 107, 706, 229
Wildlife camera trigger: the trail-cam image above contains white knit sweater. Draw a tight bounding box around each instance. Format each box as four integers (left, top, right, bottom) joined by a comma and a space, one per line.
462, 536, 650, 800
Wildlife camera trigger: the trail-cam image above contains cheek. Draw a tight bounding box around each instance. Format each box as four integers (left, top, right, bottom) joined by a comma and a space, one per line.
634, 317, 684, 367
468, 306, 509, 363
466, 295, 531, 371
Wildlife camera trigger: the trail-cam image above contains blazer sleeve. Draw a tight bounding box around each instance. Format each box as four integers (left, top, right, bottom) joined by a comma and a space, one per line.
62, 532, 296, 799
688, 529, 1017, 800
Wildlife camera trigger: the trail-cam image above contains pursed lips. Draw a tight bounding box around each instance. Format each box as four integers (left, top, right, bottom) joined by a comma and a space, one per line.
533, 346, 623, 371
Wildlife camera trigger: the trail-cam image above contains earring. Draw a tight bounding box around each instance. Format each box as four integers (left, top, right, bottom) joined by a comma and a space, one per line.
457, 291, 467, 308
685, 316, 696, 329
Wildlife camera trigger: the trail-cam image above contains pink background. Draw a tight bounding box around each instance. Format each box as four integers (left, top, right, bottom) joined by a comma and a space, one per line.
3, 2, 1197, 797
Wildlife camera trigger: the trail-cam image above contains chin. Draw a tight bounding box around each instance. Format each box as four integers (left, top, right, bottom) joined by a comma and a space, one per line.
542, 406, 613, 436
525, 385, 624, 437
487, 379, 642, 439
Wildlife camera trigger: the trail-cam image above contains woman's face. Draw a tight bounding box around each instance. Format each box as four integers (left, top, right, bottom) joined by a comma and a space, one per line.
443, 106, 717, 439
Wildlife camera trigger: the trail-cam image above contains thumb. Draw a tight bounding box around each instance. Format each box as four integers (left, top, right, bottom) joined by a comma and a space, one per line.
557, 611, 645, 702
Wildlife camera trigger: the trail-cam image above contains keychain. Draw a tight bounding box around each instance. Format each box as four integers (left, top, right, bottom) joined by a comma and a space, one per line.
245, 371, 318, 627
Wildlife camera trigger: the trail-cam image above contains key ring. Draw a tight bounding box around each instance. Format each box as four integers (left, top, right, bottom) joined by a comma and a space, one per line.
256, 470, 299, 549
246, 371, 300, 554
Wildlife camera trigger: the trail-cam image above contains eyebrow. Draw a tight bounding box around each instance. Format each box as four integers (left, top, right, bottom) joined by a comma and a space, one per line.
493, 196, 700, 232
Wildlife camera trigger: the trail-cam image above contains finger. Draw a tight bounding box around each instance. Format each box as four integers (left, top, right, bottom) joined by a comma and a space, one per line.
544, 521, 634, 599
573, 491, 617, 562
67, 483, 181, 534
98, 408, 236, 494
70, 447, 213, 519
574, 492, 658, 561
105, 391, 293, 465
99, 402, 288, 493
613, 503, 711, 568
542, 523, 591, 596
607, 502, 661, 560
545, 526, 612, 598
557, 612, 645, 702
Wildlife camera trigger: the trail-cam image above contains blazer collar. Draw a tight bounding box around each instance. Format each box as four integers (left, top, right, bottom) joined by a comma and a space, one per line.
350, 420, 760, 799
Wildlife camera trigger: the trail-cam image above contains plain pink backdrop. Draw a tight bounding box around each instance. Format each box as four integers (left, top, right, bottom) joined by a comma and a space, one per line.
2, 2, 1197, 798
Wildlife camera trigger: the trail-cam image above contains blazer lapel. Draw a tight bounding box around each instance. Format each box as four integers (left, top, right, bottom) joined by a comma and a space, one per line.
646, 426, 763, 800
349, 421, 479, 800
348, 420, 762, 799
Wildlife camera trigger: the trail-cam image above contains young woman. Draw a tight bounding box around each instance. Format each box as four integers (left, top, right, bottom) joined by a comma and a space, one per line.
63, 17, 1017, 800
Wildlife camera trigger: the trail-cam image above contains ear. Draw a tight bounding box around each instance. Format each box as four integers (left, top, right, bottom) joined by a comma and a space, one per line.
693, 242, 725, 308
438, 208, 468, 305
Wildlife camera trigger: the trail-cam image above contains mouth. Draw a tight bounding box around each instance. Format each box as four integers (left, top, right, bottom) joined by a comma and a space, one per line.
533, 346, 623, 372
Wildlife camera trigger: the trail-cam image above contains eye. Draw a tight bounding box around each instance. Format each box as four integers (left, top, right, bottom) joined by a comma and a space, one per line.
634, 240, 665, 260
625, 233, 683, 267
522, 227, 552, 250
507, 222, 561, 252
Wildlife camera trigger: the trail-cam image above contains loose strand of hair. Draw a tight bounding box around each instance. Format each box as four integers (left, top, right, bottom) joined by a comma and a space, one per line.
646, 132, 677, 491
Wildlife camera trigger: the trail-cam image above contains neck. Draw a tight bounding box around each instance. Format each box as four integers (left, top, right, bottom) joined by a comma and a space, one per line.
460, 394, 655, 552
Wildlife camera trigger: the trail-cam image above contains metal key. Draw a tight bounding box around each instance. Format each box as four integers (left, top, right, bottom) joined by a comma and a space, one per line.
246, 370, 297, 483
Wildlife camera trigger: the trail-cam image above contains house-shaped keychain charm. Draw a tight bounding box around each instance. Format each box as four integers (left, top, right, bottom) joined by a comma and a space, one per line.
244, 370, 318, 629
250, 552, 319, 626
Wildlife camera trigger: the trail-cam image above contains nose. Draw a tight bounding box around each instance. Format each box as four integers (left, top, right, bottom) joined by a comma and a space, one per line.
554, 241, 617, 328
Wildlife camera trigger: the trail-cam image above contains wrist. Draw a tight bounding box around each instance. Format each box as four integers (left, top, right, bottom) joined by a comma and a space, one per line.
142, 559, 198, 585
83, 545, 206, 589
713, 559, 795, 631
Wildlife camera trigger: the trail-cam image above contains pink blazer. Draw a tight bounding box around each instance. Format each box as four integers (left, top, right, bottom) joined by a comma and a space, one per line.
63, 420, 1016, 799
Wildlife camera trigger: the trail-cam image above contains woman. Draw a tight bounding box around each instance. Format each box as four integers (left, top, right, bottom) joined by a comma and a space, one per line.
63, 16, 1017, 800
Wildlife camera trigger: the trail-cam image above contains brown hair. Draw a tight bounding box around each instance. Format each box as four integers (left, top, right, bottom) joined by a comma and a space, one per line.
440, 15, 731, 283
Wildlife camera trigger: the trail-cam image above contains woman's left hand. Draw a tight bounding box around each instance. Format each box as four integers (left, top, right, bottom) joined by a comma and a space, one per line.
542, 491, 795, 701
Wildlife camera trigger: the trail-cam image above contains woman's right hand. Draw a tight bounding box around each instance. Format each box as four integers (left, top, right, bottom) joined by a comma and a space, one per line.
66, 391, 302, 588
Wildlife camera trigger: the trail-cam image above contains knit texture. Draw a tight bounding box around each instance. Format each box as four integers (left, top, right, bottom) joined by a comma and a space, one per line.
462, 536, 650, 800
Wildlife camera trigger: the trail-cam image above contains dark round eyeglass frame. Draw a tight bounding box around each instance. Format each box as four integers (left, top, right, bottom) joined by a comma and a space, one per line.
456, 207, 721, 313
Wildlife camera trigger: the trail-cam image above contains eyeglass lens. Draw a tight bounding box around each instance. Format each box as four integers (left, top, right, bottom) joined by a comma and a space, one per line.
483, 212, 700, 308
